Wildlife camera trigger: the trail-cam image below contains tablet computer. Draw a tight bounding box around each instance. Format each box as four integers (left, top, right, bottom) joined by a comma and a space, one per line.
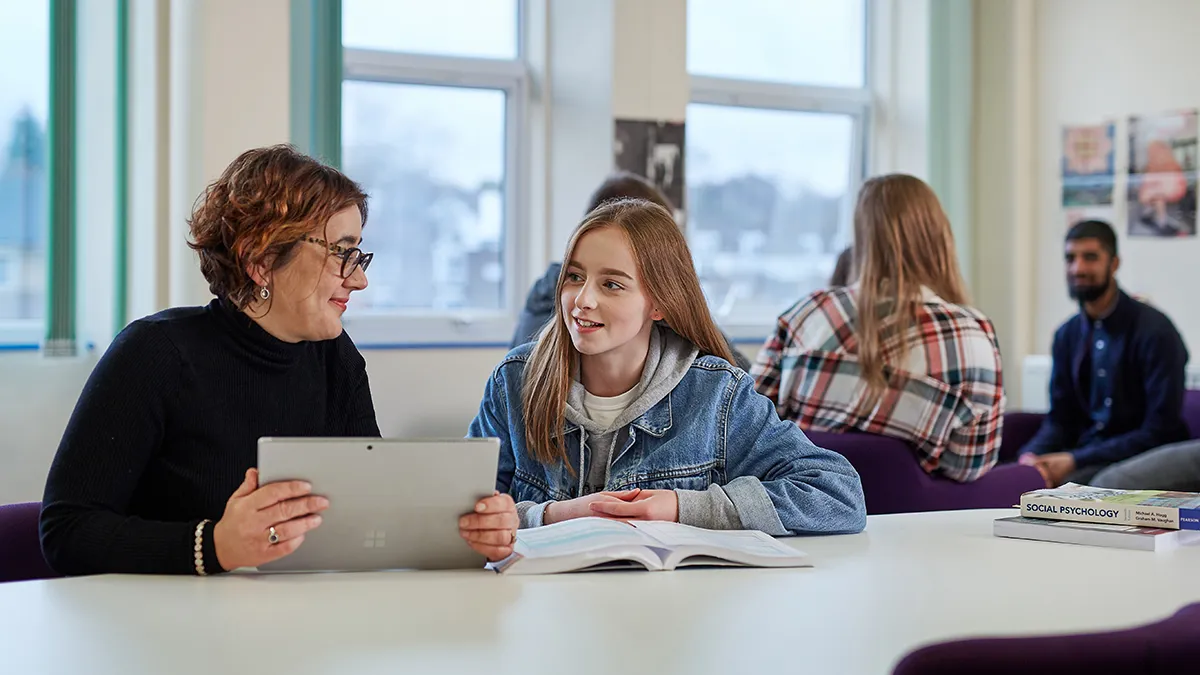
256, 437, 499, 572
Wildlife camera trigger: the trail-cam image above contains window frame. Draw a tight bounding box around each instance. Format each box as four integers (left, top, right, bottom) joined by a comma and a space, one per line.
0, 0, 73, 351
335, 4, 530, 348
685, 4, 872, 341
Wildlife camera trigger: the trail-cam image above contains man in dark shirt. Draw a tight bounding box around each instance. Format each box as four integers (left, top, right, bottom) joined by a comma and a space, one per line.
1019, 220, 1193, 488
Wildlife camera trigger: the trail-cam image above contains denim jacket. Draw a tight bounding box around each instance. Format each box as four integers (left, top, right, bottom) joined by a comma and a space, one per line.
468, 340, 866, 536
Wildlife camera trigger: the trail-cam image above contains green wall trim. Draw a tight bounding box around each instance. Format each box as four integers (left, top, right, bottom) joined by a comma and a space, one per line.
290, 0, 343, 167
114, 0, 129, 335
46, 0, 78, 355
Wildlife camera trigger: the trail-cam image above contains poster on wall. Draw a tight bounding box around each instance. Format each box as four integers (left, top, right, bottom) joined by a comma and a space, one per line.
1127, 110, 1198, 237
1061, 122, 1115, 206
614, 119, 685, 222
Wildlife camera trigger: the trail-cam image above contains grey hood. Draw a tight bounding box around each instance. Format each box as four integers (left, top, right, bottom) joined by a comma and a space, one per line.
563, 324, 698, 436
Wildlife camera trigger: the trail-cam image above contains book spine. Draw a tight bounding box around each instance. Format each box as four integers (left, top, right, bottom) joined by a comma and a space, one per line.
1020, 496, 1196, 530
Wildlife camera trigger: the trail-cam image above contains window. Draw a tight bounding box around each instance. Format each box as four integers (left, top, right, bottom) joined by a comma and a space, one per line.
340, 0, 524, 345
687, 0, 865, 88
686, 0, 869, 332
0, 1, 49, 345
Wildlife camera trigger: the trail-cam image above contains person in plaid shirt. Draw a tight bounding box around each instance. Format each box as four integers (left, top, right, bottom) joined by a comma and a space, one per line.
751, 174, 1005, 482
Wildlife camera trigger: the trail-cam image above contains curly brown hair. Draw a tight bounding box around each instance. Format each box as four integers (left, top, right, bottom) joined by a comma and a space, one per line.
187, 144, 369, 309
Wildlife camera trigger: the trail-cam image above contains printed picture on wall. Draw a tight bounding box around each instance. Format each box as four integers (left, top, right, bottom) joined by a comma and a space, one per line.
1061, 122, 1115, 206
1127, 110, 1197, 238
614, 119, 685, 222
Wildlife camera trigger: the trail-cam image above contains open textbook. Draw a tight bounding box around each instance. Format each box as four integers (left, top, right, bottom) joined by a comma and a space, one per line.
493, 517, 811, 575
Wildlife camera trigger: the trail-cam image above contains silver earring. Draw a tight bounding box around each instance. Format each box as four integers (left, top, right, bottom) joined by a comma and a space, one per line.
259, 286, 270, 301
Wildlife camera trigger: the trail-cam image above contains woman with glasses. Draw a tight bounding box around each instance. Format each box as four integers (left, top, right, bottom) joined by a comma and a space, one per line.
40, 145, 519, 576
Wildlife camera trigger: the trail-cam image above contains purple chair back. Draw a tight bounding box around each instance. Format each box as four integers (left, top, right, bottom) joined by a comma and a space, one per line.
893, 602, 1200, 675
997, 412, 1045, 463
1183, 390, 1200, 439
0, 502, 59, 583
804, 430, 1044, 515
1002, 390, 1200, 456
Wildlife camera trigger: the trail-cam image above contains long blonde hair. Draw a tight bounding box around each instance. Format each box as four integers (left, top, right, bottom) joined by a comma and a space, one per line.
852, 174, 969, 401
522, 199, 735, 467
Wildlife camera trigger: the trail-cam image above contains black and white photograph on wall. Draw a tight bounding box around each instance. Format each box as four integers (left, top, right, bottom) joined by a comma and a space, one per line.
1127, 110, 1197, 238
614, 119, 686, 221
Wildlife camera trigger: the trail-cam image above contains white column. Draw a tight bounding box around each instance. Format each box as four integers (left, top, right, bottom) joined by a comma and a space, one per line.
869, 0, 931, 179
973, 0, 1038, 407
535, 0, 688, 261
166, 0, 293, 308
127, 0, 171, 318
76, 0, 117, 348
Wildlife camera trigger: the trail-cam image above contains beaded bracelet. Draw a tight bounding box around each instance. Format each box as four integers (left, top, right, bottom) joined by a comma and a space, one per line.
194, 519, 212, 576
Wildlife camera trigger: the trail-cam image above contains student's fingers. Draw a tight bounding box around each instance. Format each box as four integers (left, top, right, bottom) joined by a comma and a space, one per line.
467, 542, 514, 562
588, 500, 647, 519
474, 492, 516, 514
459, 512, 519, 531
247, 480, 314, 511
598, 488, 641, 501
460, 529, 515, 547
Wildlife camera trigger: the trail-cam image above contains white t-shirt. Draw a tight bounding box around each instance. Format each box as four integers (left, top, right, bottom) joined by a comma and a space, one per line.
581, 386, 640, 429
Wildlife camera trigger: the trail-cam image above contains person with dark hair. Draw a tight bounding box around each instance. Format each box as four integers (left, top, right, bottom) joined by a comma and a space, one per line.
829, 246, 853, 287
510, 171, 753, 371
1018, 219, 1192, 489
40, 145, 518, 576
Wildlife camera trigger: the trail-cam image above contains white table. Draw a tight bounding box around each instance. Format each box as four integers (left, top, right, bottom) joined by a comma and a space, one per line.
3, 509, 1198, 675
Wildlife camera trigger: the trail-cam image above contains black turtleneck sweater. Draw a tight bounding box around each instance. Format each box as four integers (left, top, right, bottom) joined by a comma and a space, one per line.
40, 299, 381, 576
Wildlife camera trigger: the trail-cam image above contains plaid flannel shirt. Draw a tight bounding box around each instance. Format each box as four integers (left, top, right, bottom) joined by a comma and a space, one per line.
751, 286, 1005, 482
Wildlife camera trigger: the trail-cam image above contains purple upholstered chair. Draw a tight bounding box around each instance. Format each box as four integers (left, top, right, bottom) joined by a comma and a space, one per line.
0, 502, 59, 583
999, 389, 1200, 461
893, 602, 1200, 675
804, 431, 1045, 515
1183, 389, 1200, 439
997, 412, 1045, 463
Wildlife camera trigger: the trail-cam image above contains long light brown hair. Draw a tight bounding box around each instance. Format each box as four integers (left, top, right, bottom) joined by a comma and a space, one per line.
522, 199, 735, 468
852, 174, 969, 401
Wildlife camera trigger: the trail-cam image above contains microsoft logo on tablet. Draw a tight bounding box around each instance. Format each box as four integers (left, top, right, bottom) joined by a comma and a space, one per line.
364, 530, 386, 548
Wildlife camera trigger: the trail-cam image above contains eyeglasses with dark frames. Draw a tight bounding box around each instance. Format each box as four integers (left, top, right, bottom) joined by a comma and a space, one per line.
304, 237, 374, 279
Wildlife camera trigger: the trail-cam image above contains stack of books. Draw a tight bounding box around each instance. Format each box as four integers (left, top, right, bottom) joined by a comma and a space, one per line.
994, 483, 1200, 551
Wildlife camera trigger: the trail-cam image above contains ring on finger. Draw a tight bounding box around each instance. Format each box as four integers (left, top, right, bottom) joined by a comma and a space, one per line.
268, 525, 280, 545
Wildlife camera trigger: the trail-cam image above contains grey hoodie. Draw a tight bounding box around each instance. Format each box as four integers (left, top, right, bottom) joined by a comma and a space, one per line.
517, 326, 761, 530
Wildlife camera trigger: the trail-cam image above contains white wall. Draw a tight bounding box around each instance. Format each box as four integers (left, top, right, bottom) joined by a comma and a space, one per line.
1033, 0, 1200, 358
972, 0, 1036, 409
973, 0, 1200, 411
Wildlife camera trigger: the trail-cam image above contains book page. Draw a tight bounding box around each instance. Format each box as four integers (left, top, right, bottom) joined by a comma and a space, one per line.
630, 521, 802, 559
514, 517, 658, 559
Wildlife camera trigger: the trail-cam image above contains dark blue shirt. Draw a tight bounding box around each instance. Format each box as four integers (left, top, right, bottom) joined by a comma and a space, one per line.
1078, 318, 1116, 446
1021, 289, 1190, 467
